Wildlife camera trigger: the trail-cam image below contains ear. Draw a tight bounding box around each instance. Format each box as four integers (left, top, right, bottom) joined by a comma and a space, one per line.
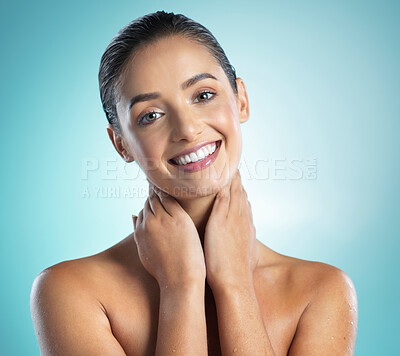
235, 78, 249, 124
106, 124, 135, 163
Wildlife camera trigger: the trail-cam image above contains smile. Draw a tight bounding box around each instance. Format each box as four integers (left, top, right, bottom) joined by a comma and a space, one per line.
168, 140, 222, 172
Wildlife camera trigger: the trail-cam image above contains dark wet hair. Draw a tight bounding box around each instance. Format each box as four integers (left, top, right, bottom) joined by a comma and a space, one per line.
98, 11, 238, 136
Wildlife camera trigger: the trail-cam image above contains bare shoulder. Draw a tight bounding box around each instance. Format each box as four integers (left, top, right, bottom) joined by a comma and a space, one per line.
291, 258, 357, 354
257, 241, 357, 300
257, 243, 358, 355
30, 235, 141, 355
31, 235, 130, 295
30, 234, 145, 309
280, 252, 357, 307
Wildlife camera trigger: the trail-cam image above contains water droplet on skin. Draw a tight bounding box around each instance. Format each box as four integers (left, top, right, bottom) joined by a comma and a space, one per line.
172, 349, 176, 353
233, 347, 238, 352
331, 336, 335, 340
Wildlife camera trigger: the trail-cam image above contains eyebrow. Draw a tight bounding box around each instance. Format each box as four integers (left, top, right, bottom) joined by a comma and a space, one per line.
127, 72, 218, 112
181, 72, 218, 90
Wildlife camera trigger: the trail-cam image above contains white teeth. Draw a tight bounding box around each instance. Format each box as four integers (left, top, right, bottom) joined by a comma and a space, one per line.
172, 141, 219, 165
196, 149, 205, 160
189, 152, 198, 162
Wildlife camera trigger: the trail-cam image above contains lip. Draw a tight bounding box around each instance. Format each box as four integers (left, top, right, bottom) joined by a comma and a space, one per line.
168, 140, 220, 161
168, 140, 222, 173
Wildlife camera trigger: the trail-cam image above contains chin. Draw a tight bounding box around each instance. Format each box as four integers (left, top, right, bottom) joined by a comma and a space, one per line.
163, 170, 236, 199
157, 181, 218, 199
151, 152, 240, 198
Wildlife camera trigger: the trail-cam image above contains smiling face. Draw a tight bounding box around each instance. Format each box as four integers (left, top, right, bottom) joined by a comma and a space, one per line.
109, 35, 249, 198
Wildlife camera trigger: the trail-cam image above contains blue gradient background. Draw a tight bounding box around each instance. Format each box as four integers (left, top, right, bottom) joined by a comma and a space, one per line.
1, 0, 398, 354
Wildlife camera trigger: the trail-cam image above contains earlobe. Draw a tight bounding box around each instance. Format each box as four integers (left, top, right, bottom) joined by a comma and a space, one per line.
106, 124, 135, 163
235, 78, 250, 124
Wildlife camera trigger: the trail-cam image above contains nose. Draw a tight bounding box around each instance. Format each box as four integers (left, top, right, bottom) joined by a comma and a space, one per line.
169, 109, 203, 142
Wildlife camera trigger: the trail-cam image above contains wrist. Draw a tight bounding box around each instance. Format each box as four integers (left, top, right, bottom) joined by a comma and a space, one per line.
211, 280, 256, 302
158, 281, 206, 324
207, 270, 254, 292
208, 274, 255, 295
159, 277, 205, 294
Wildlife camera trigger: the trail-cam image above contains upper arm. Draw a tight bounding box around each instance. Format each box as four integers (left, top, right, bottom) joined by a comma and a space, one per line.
288, 265, 358, 356
30, 266, 126, 356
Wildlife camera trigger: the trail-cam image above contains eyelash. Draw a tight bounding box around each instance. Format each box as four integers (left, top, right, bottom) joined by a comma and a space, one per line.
193, 90, 216, 104
137, 90, 217, 126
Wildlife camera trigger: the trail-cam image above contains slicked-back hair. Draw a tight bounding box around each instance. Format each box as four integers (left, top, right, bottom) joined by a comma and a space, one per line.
98, 11, 237, 135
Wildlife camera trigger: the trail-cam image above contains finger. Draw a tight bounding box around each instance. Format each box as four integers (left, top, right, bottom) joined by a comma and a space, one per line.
147, 178, 154, 195
137, 209, 144, 226
146, 196, 156, 215
229, 169, 242, 215
148, 186, 164, 216
150, 187, 169, 215
246, 199, 254, 221
143, 198, 153, 221
210, 181, 230, 218
239, 181, 250, 217
132, 215, 138, 230
151, 185, 178, 217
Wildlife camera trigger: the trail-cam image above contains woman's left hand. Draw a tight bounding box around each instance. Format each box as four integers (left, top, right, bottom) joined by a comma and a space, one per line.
203, 169, 260, 290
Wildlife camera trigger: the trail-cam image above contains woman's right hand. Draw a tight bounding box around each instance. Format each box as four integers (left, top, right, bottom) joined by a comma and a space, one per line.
132, 182, 206, 289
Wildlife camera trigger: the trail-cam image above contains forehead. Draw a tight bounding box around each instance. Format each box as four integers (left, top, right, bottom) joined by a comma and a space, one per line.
117, 36, 226, 100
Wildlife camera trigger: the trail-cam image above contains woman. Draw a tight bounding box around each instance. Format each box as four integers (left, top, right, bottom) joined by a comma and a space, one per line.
31, 11, 358, 355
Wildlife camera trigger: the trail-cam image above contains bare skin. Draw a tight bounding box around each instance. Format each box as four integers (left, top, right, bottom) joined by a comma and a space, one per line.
30, 230, 357, 355
31, 35, 358, 355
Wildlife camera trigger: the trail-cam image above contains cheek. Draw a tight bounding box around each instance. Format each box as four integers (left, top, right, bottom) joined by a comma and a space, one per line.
208, 103, 242, 175
130, 137, 163, 174
209, 99, 237, 130
215, 103, 242, 145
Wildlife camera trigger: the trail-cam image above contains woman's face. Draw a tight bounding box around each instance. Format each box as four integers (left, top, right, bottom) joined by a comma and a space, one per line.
111, 35, 249, 198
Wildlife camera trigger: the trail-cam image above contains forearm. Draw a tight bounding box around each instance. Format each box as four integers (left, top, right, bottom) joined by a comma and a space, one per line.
156, 282, 208, 356
213, 281, 276, 356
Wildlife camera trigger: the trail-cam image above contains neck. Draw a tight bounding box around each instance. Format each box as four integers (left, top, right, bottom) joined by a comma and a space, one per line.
176, 193, 217, 245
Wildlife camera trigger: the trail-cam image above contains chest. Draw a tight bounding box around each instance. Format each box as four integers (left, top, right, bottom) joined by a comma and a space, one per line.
104, 281, 301, 356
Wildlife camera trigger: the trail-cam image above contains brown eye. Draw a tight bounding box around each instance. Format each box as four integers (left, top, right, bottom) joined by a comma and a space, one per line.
194, 91, 215, 103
